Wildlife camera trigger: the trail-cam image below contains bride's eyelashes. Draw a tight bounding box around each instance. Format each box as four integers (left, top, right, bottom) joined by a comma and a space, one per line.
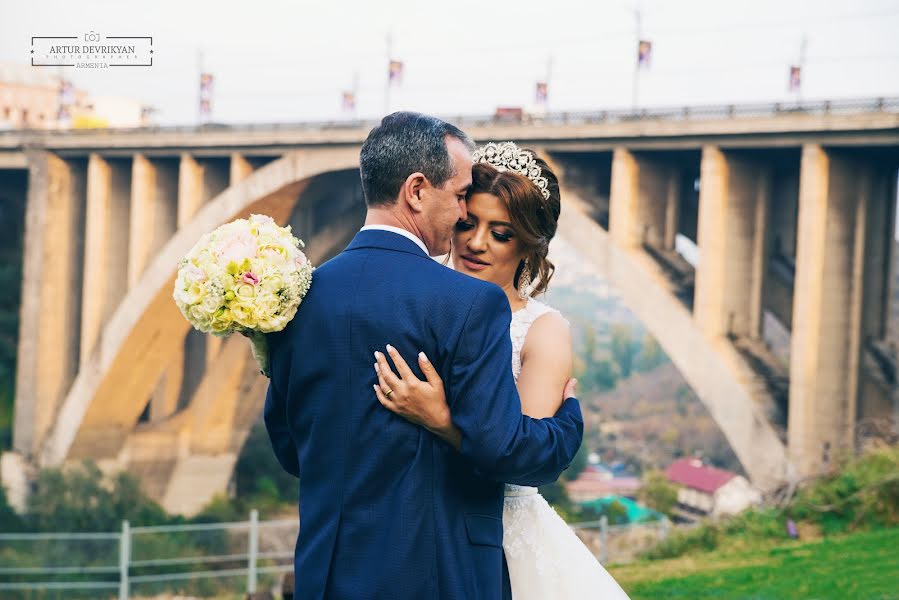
454, 220, 514, 243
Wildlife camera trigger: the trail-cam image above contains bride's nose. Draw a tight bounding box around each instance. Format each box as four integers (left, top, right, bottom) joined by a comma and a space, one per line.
467, 227, 488, 252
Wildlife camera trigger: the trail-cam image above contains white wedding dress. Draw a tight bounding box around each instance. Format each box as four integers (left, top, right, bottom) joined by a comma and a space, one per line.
503, 299, 631, 599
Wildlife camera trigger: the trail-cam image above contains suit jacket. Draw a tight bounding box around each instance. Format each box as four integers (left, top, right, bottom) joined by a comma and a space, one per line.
264, 229, 584, 600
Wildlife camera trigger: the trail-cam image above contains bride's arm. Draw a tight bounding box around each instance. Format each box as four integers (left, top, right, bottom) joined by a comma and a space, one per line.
373, 348, 463, 451
516, 313, 573, 419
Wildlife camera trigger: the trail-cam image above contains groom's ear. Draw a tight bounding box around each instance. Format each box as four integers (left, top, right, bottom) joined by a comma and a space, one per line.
402, 172, 427, 213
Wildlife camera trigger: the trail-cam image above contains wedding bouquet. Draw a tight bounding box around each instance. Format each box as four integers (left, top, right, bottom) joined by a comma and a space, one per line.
172, 214, 313, 377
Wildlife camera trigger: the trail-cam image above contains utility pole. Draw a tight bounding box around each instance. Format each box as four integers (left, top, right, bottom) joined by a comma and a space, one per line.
384, 33, 393, 116
353, 70, 360, 121
546, 56, 554, 113
798, 33, 808, 104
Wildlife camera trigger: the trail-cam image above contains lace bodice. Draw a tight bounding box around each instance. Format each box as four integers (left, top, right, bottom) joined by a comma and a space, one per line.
510, 298, 562, 381
506, 298, 563, 499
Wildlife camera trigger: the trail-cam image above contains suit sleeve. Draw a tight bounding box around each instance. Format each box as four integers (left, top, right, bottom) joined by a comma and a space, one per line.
263, 335, 300, 478
447, 285, 584, 487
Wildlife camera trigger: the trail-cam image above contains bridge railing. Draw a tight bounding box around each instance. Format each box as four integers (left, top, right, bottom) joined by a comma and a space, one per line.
0, 510, 671, 596
1, 96, 897, 138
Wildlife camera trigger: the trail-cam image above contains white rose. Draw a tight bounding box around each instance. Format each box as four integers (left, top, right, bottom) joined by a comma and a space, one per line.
236, 283, 256, 299
201, 294, 221, 313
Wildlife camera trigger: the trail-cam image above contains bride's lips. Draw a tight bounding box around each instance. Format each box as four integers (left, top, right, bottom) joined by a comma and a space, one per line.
460, 254, 490, 271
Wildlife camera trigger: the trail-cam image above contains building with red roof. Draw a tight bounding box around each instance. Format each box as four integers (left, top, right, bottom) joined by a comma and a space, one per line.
665, 458, 761, 519
563, 465, 642, 503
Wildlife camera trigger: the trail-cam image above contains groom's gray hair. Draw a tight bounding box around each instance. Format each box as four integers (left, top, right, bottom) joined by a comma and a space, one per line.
359, 111, 474, 207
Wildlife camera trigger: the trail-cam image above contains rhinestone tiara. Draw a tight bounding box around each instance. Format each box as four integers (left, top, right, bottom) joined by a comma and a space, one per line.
471, 141, 550, 200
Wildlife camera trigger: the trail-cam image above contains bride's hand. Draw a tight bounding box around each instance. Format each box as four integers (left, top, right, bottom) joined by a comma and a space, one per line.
373, 345, 452, 435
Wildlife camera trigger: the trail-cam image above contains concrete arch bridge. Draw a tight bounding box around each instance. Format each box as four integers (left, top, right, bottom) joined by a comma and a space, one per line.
1, 98, 897, 513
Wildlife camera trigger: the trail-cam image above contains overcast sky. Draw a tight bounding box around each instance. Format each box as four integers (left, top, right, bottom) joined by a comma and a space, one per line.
2, 0, 898, 125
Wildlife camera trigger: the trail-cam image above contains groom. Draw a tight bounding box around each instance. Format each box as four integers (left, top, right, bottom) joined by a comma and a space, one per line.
264, 111, 583, 600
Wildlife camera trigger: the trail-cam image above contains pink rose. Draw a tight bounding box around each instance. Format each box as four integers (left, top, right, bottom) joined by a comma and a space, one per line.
242, 271, 260, 286
294, 252, 308, 268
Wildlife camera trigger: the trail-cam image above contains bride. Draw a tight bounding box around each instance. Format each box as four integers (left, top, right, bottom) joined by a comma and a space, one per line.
372, 142, 630, 599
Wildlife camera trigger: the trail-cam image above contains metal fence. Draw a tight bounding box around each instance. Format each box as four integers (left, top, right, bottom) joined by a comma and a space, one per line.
0, 510, 297, 598
571, 516, 672, 565
0, 512, 669, 597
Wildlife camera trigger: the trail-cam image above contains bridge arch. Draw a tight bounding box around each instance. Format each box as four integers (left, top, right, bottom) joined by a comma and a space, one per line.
541, 150, 792, 491
39, 148, 362, 499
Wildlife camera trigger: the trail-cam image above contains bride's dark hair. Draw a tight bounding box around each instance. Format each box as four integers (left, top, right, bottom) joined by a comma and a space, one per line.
468, 154, 561, 297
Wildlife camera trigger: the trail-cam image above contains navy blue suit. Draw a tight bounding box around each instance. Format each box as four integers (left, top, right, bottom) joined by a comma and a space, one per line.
264, 229, 583, 600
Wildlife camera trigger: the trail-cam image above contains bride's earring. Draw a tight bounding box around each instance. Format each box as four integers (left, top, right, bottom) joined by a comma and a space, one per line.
518, 259, 532, 300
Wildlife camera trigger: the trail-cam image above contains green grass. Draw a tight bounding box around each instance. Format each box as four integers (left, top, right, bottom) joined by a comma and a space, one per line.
609, 527, 899, 599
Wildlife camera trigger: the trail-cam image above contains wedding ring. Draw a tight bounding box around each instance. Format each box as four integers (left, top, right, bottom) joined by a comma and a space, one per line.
384, 388, 394, 398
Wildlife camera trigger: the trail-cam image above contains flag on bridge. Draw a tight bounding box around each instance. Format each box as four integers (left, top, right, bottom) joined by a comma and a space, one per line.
342, 91, 356, 112
638, 40, 652, 69
388, 60, 404, 86
535, 82, 548, 105
57, 79, 74, 128
199, 72, 214, 122
788, 65, 801, 93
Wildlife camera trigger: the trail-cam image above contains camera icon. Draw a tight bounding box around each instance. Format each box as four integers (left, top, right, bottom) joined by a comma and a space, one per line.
84, 31, 100, 42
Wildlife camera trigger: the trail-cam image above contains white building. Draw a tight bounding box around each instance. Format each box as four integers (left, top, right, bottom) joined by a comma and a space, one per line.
665, 458, 762, 519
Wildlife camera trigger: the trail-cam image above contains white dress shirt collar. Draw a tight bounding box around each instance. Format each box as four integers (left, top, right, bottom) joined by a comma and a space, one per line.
360, 225, 429, 256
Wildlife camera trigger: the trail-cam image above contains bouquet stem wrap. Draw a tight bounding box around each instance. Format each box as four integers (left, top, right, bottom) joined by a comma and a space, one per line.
247, 330, 270, 377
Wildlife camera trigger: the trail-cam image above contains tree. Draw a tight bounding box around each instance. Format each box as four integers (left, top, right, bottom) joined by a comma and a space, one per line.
638, 470, 679, 517
605, 499, 629, 525
562, 440, 589, 481
234, 421, 298, 502
575, 325, 618, 392
579, 499, 629, 525
0, 483, 23, 532
0, 202, 24, 452
636, 335, 668, 373
610, 325, 642, 379
26, 460, 169, 531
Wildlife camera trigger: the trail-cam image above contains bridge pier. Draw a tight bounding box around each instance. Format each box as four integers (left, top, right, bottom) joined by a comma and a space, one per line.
177, 153, 205, 228
13, 152, 85, 459
81, 155, 132, 364
694, 146, 772, 341
128, 155, 178, 288
230, 152, 254, 185
609, 148, 678, 250
789, 144, 897, 477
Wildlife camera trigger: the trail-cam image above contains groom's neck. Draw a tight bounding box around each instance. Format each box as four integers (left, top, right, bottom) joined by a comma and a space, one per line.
363, 208, 425, 241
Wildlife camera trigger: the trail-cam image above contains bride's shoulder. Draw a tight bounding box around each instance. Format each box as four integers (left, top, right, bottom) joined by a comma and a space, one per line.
522, 300, 570, 345
519, 300, 571, 370
523, 298, 568, 322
